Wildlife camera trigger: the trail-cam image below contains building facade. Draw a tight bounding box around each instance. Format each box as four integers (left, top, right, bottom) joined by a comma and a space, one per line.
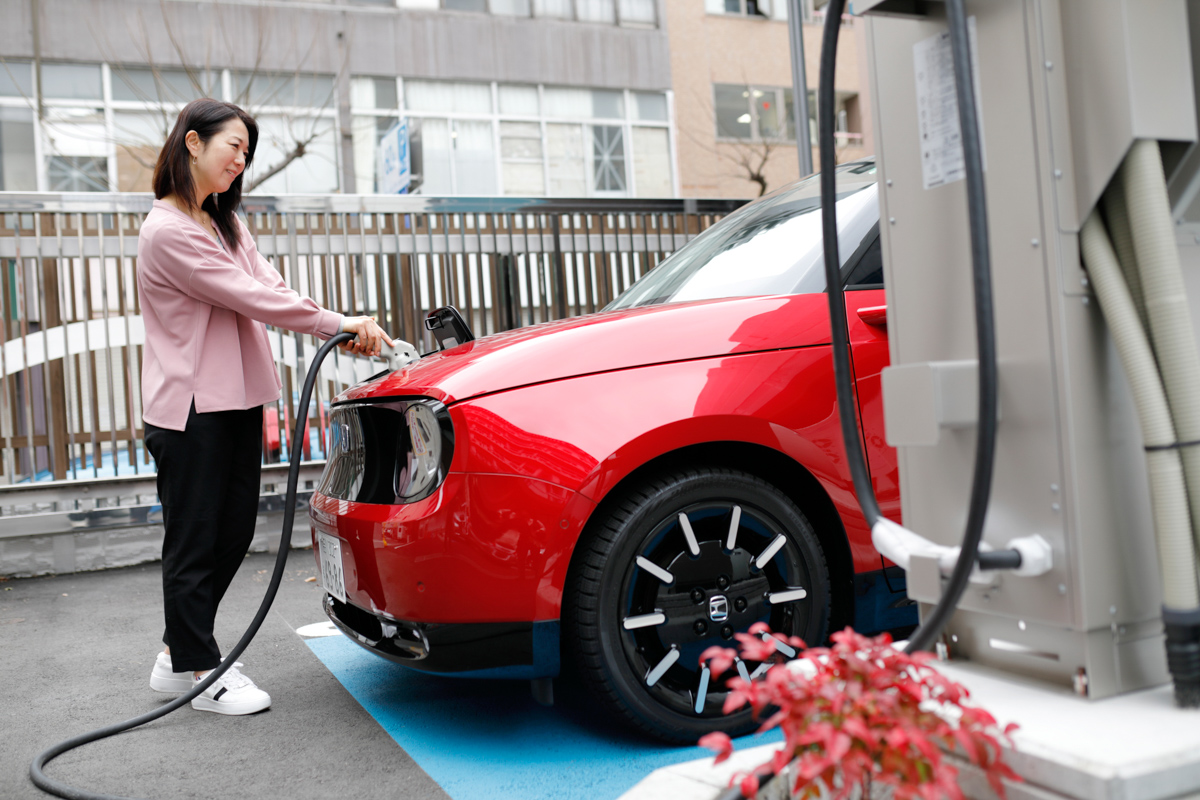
0, 0, 677, 197
666, 0, 872, 198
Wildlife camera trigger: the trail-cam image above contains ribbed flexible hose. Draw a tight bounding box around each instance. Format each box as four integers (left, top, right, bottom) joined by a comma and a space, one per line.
1123, 140, 1200, 564
1101, 172, 1148, 332
1080, 213, 1199, 609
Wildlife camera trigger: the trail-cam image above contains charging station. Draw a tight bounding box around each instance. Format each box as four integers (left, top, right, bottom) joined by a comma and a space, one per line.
859, 1, 1200, 796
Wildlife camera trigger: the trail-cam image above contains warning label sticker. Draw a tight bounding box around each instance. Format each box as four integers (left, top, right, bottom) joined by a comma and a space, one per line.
913, 17, 984, 190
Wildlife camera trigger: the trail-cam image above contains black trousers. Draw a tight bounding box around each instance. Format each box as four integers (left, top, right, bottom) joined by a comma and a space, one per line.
145, 403, 263, 672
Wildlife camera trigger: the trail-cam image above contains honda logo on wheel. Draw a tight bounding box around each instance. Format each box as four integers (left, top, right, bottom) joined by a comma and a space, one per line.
708, 595, 729, 622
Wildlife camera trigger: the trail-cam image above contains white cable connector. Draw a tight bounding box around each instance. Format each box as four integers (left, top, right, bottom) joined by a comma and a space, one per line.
377, 338, 420, 372
1006, 533, 1054, 577
870, 517, 1052, 579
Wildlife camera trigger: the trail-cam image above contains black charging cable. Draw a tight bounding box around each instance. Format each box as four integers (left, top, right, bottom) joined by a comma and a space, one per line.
817, 0, 998, 657
30, 332, 356, 800
716, 0, 998, 795
895, 0, 999, 654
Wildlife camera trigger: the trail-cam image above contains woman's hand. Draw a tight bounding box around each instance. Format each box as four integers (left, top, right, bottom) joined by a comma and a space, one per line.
339, 316, 395, 357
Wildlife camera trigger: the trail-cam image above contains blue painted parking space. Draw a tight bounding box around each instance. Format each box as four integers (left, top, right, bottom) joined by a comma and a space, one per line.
307, 635, 783, 800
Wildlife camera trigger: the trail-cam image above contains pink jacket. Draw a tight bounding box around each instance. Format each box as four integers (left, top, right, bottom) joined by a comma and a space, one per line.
138, 200, 344, 431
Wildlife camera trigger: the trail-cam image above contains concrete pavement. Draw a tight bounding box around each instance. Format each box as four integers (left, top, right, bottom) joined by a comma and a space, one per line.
0, 549, 448, 800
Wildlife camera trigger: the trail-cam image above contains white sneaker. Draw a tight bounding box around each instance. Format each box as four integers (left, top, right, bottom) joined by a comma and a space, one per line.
190, 665, 272, 715
150, 652, 244, 693
149, 651, 193, 693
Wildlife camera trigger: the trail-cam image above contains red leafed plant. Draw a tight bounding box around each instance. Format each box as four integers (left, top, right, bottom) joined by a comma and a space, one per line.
699, 625, 1021, 800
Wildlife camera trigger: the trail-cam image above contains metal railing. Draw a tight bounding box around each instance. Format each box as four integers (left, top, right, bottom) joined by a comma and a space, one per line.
0, 192, 744, 568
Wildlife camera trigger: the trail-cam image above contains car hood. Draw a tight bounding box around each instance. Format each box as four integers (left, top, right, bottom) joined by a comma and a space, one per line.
338, 293, 833, 406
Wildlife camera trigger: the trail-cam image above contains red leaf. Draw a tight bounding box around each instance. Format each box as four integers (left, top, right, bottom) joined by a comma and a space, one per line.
740, 773, 760, 797
828, 731, 852, 761
953, 729, 980, 763
842, 717, 872, 742
723, 688, 750, 714
701, 645, 737, 678
699, 731, 734, 764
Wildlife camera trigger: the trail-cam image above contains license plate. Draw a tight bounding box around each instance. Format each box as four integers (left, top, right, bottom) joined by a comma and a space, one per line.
317, 531, 347, 604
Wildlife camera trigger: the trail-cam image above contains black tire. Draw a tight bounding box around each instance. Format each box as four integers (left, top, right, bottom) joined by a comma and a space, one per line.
564, 467, 832, 743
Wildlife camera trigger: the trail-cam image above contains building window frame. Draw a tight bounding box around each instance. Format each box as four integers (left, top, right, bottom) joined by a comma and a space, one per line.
712, 82, 860, 146
353, 78, 674, 198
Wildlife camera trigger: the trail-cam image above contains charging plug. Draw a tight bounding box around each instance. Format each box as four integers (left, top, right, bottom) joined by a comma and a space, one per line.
377, 338, 420, 372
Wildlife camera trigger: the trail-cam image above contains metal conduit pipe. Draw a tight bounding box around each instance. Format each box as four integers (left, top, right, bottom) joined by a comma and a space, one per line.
1080, 213, 1199, 612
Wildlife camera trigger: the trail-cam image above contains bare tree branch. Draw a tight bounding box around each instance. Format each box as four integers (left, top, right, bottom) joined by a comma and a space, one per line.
243, 128, 319, 192
79, 0, 342, 192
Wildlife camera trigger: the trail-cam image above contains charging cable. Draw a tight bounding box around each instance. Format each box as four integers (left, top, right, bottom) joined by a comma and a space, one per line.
30, 331, 357, 800
817, 0, 999, 657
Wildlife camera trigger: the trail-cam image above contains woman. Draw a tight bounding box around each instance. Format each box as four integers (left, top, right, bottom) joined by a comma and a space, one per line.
138, 98, 391, 715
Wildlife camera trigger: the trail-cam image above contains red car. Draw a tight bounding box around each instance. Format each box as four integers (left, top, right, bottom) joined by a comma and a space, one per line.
310, 160, 915, 742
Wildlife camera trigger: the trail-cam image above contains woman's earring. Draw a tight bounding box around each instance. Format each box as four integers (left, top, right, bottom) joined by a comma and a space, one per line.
191, 156, 197, 166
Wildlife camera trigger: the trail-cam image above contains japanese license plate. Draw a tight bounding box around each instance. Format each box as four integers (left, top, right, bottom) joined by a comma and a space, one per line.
317, 531, 347, 604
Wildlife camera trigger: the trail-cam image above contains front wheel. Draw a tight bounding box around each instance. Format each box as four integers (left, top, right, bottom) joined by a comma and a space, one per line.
564, 467, 832, 743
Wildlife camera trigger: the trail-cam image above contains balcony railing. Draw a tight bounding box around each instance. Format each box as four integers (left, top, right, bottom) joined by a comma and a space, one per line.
0, 193, 745, 489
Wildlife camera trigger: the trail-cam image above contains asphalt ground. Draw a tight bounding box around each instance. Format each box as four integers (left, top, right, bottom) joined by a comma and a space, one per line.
0, 549, 448, 800
1, 545, 784, 800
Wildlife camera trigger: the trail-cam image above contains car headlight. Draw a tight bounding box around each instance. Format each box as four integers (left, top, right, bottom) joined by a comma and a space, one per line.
317, 398, 454, 505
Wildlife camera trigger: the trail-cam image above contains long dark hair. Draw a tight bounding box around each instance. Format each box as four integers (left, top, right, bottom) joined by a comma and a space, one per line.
153, 99, 258, 252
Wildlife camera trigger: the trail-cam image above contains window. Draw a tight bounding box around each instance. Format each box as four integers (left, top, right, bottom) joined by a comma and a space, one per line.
544, 87, 623, 119
350, 77, 398, 111
0, 107, 36, 191
634, 91, 668, 122
406, 80, 492, 114
632, 127, 670, 197
0, 62, 34, 99
576, 0, 615, 23
533, 0, 573, 18
409, 118, 497, 195
41, 64, 103, 100
754, 88, 782, 138
609, 163, 880, 310
591, 125, 625, 193
714, 83, 825, 142
714, 84, 752, 139
7, 61, 346, 193
842, 227, 884, 289
618, 0, 656, 25
453, 119, 499, 194
498, 85, 538, 115
235, 73, 335, 109
246, 116, 339, 193
547, 123, 585, 195
705, 0, 771, 17
43, 107, 109, 191
48, 157, 108, 192
444, 0, 487, 10
112, 68, 217, 103
501, 121, 543, 195
352, 115, 399, 193
491, 0, 532, 14
113, 112, 167, 192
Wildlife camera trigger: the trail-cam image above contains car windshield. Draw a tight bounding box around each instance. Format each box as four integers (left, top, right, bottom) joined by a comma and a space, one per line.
607, 161, 879, 310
